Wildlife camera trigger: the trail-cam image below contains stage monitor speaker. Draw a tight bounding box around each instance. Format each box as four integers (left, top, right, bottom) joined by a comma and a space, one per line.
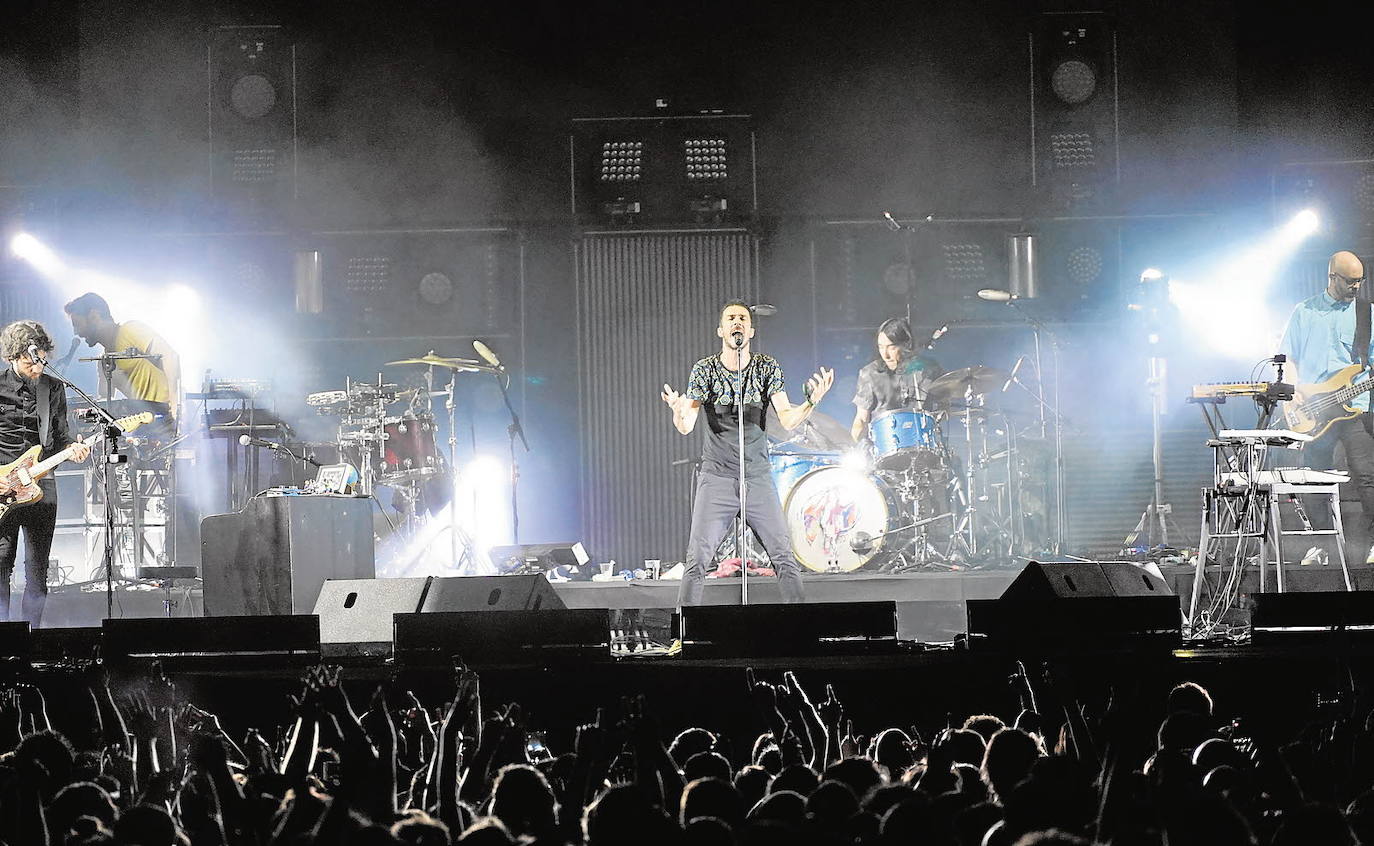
202, 496, 374, 617
393, 609, 610, 666
421, 575, 566, 613
102, 615, 320, 666
968, 559, 1179, 653
1251, 591, 1374, 645
314, 577, 431, 656
681, 601, 898, 657
1001, 560, 1171, 600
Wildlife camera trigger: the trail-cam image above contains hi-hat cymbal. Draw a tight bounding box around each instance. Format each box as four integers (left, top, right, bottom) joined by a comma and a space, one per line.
385, 352, 497, 372
926, 366, 1006, 405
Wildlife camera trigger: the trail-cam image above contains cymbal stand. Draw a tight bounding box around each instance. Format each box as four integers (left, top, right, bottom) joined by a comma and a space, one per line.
1005, 303, 1067, 553
441, 368, 478, 571
947, 383, 982, 561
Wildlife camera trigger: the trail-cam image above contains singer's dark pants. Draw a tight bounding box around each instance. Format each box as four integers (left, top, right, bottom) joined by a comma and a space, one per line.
1301, 416, 1374, 545
0, 495, 57, 626
678, 472, 805, 606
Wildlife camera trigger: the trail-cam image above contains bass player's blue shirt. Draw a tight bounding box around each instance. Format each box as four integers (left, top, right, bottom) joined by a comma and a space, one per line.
1278, 290, 1374, 413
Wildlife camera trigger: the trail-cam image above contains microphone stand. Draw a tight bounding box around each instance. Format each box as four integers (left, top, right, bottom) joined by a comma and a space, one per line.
1005, 301, 1067, 555
732, 335, 749, 606
43, 363, 124, 620
489, 367, 529, 545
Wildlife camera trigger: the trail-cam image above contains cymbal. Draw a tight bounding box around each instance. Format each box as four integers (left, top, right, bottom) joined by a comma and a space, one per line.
385, 352, 497, 372
925, 366, 1006, 405
767, 407, 851, 451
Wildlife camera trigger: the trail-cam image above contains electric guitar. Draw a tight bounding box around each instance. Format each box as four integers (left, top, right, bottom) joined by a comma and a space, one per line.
0, 412, 153, 527
1283, 364, 1374, 439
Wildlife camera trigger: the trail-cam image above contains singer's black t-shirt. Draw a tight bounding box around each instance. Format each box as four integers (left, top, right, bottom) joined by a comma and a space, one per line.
686, 353, 785, 480
852, 354, 943, 414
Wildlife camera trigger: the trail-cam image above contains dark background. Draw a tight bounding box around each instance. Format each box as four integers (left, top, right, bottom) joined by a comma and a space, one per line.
3, 0, 1372, 558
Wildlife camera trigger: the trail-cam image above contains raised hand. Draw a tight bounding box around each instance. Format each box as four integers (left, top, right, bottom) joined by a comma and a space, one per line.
818, 684, 844, 728
805, 367, 836, 404
661, 384, 690, 415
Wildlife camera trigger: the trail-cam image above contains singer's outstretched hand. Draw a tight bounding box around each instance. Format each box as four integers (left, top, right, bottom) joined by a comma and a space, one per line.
661, 384, 689, 414
805, 368, 835, 405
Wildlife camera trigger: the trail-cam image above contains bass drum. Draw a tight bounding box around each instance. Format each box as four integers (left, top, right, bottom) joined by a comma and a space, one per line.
783, 467, 892, 573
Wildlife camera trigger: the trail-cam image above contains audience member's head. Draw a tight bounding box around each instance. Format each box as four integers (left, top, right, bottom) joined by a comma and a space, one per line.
488, 764, 558, 841
671, 728, 718, 768
681, 777, 745, 830
686, 751, 734, 783
1167, 682, 1214, 717
981, 729, 1043, 802
769, 764, 820, 797
962, 714, 1006, 743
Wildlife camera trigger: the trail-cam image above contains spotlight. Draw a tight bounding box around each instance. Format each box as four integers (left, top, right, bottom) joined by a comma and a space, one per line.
9, 232, 64, 276
1139, 267, 1164, 281
1287, 208, 1320, 237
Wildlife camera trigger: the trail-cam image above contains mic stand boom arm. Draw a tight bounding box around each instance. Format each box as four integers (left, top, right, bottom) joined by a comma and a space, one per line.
489, 369, 529, 546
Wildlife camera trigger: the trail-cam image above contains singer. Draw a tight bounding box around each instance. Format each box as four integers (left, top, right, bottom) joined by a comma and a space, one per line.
0, 320, 91, 625
64, 292, 181, 425
849, 317, 944, 442
661, 299, 834, 608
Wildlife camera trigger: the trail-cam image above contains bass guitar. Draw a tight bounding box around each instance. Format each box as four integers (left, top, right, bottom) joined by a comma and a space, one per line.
0, 412, 153, 528
1283, 363, 1374, 439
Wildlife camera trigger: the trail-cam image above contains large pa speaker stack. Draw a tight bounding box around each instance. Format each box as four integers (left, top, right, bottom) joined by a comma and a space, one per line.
967, 561, 1181, 652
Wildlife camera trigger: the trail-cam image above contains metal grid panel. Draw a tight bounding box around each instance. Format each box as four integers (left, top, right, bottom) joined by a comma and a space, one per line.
577, 232, 758, 570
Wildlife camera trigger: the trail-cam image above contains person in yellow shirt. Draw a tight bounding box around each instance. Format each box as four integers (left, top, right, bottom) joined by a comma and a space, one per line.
63, 292, 181, 425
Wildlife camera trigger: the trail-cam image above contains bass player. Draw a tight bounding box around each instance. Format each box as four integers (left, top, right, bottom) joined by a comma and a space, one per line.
1278, 250, 1374, 562
0, 320, 90, 624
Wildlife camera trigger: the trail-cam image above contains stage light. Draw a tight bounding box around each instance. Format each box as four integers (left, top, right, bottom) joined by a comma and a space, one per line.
1139, 267, 1164, 281
840, 449, 870, 473
9, 232, 64, 276
1287, 208, 1320, 238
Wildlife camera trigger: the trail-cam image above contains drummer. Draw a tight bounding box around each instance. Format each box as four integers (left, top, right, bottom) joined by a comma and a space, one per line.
849, 317, 944, 443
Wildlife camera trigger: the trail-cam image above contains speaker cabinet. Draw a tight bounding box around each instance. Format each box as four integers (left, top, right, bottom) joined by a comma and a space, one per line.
681, 601, 898, 657
202, 496, 374, 616
421, 575, 566, 613
394, 609, 609, 666
313, 577, 430, 649
1001, 560, 1171, 600
968, 560, 1179, 652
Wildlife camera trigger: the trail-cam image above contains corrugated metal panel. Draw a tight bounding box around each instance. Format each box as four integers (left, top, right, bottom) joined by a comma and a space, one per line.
577, 232, 758, 569
1064, 422, 1214, 555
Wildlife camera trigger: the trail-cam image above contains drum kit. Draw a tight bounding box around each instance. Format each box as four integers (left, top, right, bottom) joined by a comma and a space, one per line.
768, 364, 1050, 573
304, 352, 499, 560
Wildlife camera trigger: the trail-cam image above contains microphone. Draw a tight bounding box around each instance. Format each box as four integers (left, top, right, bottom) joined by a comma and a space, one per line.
239, 434, 279, 450
27, 344, 43, 365
882, 212, 902, 232
977, 289, 1018, 303
730, 331, 745, 349
750, 303, 778, 317
55, 337, 80, 369
472, 339, 504, 370
1002, 355, 1026, 392
926, 324, 950, 349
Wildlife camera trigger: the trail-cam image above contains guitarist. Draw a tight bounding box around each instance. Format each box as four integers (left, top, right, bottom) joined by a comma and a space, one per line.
1278, 250, 1374, 561
0, 320, 90, 625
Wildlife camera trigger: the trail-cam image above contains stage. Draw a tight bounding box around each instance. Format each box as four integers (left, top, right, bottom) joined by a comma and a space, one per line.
29, 562, 1374, 642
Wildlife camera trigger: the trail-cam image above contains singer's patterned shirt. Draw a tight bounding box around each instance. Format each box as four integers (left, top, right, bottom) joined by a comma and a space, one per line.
686, 353, 785, 479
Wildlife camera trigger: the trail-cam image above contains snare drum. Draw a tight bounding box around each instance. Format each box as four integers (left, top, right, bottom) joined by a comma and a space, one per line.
784, 467, 892, 572
768, 451, 839, 503
380, 414, 441, 482
869, 408, 940, 470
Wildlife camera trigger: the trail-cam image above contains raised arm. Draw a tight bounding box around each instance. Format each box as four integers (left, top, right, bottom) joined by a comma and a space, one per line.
661, 384, 700, 434
773, 367, 835, 431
